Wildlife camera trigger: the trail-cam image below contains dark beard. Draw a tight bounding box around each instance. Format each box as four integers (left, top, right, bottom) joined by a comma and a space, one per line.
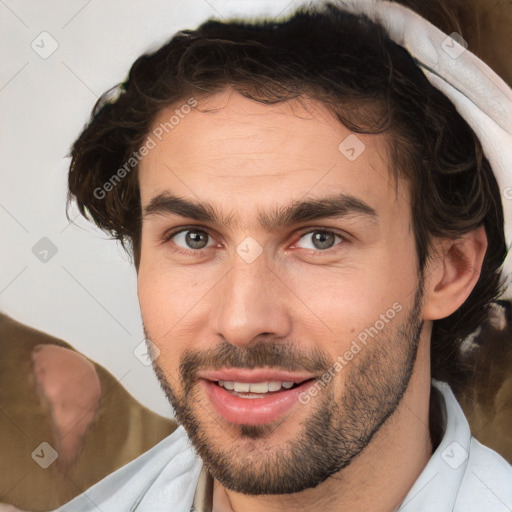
148, 277, 424, 495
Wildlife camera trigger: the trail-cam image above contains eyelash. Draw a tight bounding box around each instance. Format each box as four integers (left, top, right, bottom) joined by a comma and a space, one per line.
162, 226, 347, 258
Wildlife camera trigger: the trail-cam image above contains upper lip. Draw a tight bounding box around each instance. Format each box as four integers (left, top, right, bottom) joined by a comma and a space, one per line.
197, 368, 316, 383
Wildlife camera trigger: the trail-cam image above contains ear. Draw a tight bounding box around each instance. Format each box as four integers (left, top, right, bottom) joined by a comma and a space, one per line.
423, 225, 488, 321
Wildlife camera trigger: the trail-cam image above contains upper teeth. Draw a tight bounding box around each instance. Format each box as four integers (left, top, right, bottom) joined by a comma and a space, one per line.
218, 381, 295, 393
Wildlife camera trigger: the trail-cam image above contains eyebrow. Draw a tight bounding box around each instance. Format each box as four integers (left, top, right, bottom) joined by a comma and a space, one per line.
143, 192, 377, 231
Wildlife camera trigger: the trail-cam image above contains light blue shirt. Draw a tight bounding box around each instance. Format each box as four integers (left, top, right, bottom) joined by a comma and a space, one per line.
53, 380, 512, 511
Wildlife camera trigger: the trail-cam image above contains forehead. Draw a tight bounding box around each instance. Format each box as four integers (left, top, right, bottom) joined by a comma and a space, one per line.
138, 89, 406, 224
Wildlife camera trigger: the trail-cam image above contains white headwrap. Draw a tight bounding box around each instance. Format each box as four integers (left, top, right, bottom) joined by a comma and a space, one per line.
220, 0, 512, 297
344, 0, 512, 298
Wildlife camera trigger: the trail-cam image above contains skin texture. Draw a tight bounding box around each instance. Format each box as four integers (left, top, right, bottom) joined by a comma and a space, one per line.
137, 88, 487, 512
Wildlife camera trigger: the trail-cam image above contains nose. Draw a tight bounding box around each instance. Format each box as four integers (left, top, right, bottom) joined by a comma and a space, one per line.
211, 249, 292, 348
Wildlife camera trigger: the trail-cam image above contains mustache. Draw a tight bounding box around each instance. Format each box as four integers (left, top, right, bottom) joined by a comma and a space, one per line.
180, 340, 332, 393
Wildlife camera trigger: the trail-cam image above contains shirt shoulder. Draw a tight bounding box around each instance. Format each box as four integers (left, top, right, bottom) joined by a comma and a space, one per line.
52, 425, 202, 512
454, 438, 512, 512
398, 381, 512, 512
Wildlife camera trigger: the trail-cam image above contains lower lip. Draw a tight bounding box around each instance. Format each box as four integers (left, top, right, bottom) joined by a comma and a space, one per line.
202, 379, 315, 425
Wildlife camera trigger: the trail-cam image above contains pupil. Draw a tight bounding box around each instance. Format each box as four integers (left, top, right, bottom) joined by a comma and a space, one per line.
187, 230, 208, 249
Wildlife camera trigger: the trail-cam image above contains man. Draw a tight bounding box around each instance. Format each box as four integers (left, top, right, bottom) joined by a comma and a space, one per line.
56, 0, 512, 510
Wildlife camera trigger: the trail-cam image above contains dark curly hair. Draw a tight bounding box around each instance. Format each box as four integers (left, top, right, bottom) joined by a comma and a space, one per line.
67, 2, 507, 387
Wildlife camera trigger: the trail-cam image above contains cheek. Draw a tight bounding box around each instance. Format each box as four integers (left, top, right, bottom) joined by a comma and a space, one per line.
288, 253, 417, 349
137, 261, 185, 347
137, 269, 187, 388
137, 258, 215, 365
137, 263, 164, 329
138, 252, 196, 324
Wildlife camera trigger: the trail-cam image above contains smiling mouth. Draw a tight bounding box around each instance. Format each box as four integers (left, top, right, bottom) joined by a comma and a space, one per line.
201, 372, 318, 425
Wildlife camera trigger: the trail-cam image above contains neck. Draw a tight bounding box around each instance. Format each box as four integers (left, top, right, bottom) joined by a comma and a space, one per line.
214, 338, 436, 512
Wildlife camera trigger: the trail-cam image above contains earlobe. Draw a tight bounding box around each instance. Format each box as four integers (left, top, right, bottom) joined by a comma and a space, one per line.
423, 225, 488, 321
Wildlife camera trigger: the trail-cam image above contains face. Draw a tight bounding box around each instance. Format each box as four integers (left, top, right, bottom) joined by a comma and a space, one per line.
137, 89, 426, 494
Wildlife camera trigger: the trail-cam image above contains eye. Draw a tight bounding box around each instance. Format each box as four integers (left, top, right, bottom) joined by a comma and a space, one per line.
166, 228, 216, 251
294, 229, 344, 251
